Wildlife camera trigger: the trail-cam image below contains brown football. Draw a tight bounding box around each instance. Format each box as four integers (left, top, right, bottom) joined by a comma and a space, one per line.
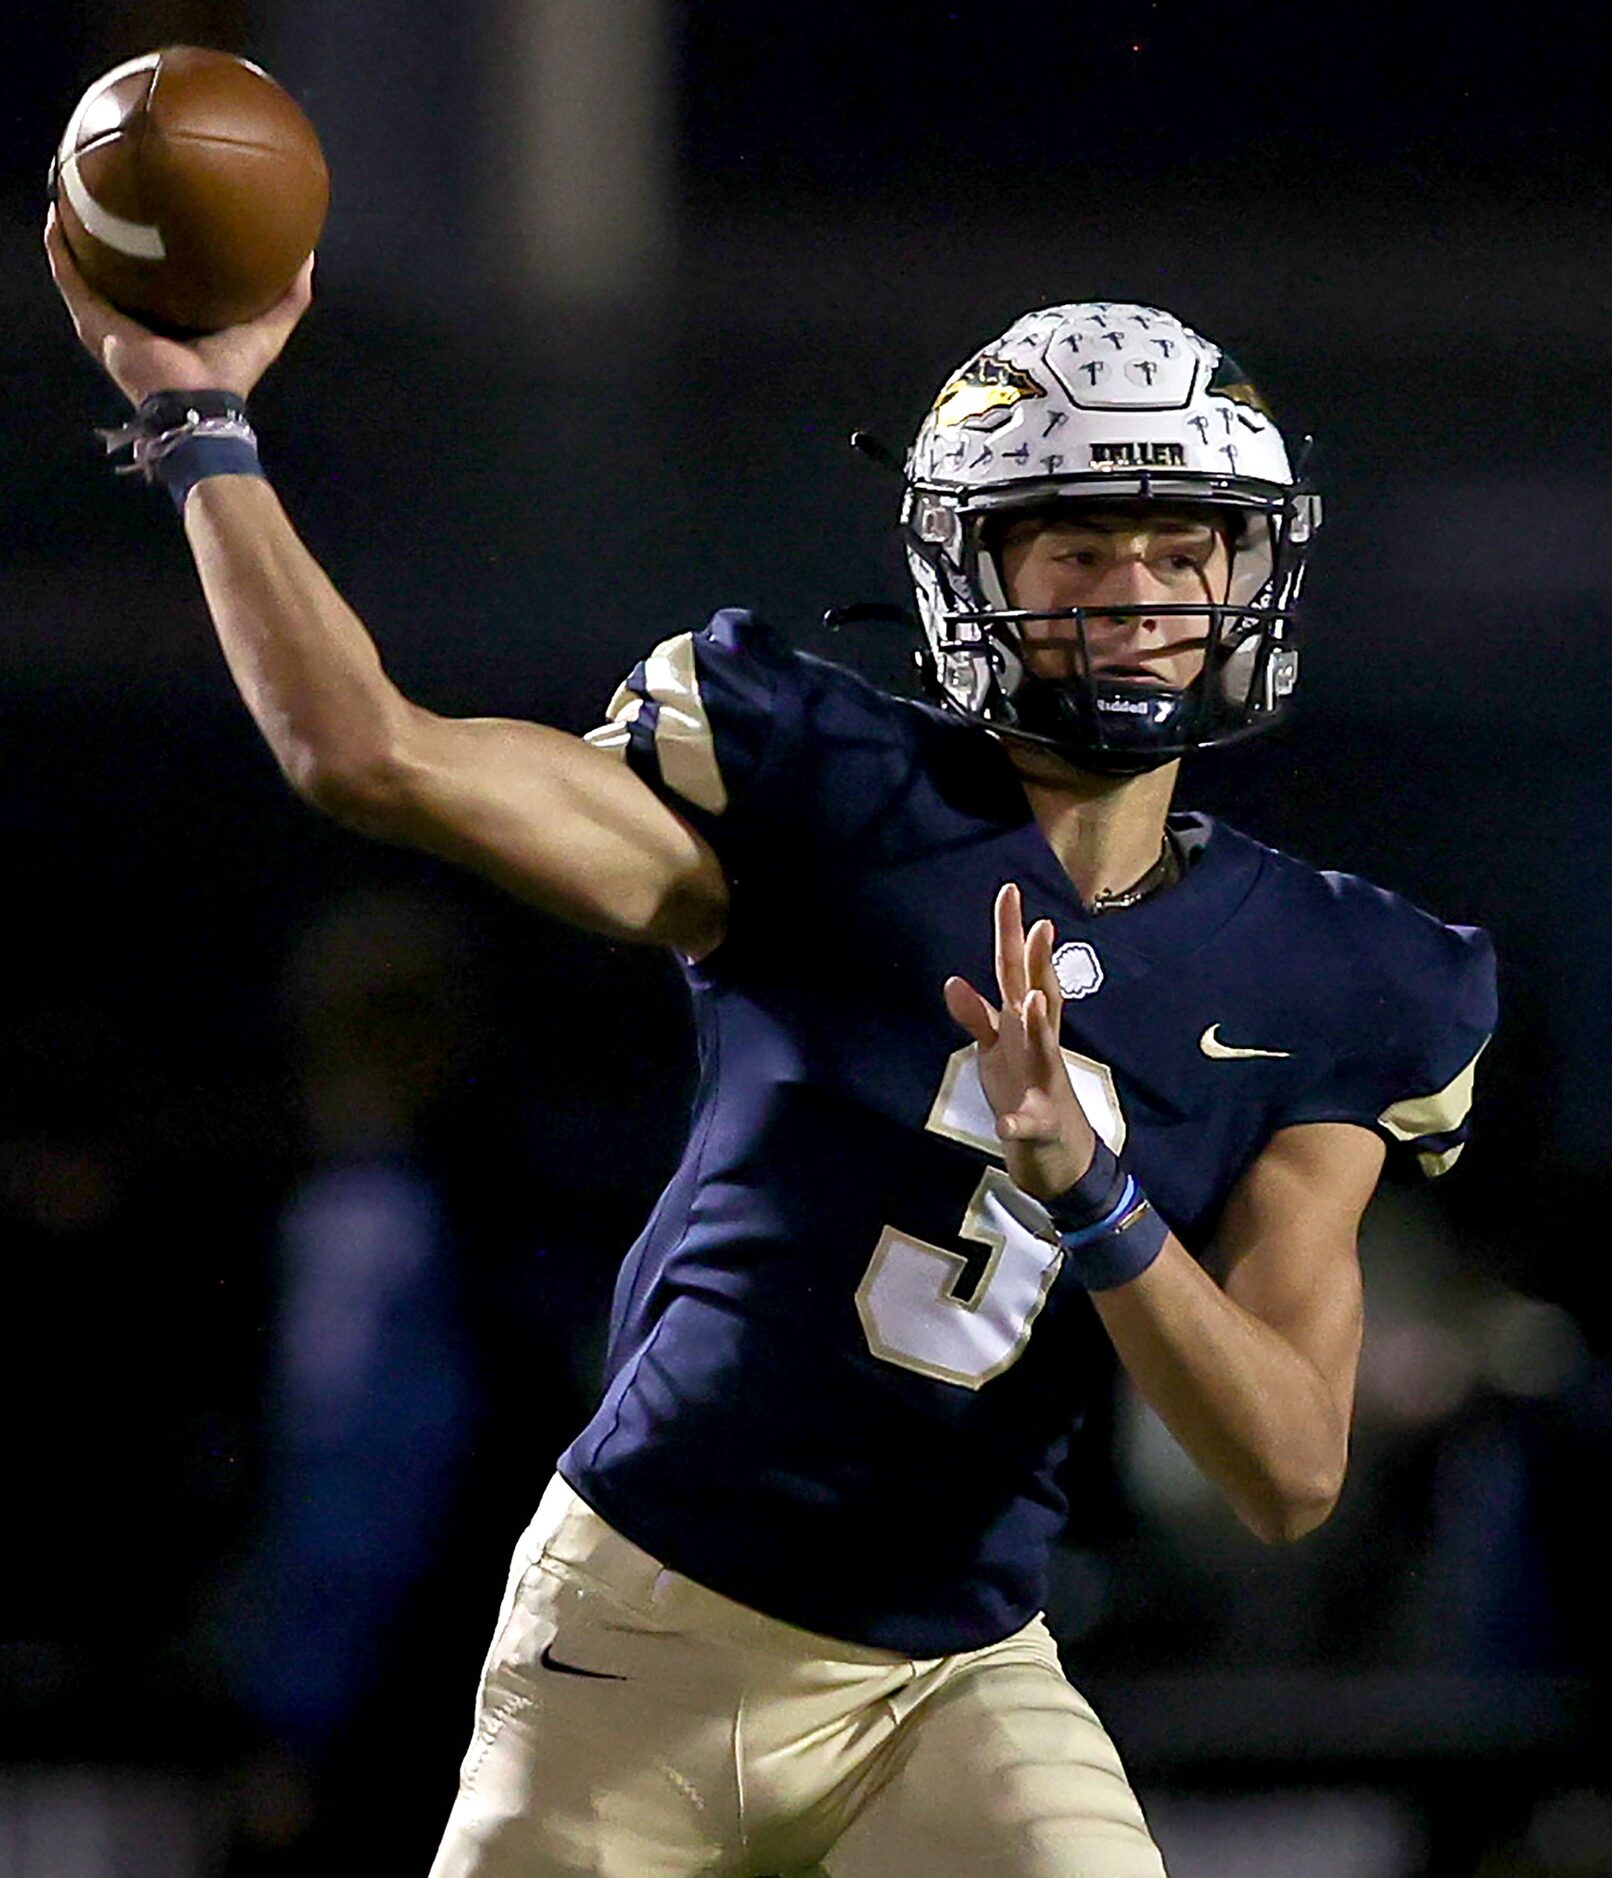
53, 46, 329, 335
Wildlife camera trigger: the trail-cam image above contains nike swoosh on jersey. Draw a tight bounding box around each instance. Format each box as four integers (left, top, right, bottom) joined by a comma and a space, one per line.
539, 1642, 628, 1681
1198, 1024, 1293, 1061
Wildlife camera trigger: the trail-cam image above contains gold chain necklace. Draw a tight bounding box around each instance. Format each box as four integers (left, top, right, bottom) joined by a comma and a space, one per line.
1088, 832, 1182, 915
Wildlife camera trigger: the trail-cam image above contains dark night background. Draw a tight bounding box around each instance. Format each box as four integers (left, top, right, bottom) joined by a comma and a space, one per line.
2, 3, 1609, 1874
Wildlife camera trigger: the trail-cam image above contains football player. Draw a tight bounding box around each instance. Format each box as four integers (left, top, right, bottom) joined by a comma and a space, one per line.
49, 212, 1494, 1877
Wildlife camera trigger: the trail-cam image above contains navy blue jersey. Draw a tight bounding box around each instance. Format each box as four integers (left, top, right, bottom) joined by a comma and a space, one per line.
560, 610, 1496, 1655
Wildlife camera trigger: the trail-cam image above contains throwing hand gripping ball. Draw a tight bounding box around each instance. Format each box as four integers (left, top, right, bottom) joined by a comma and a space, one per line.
53, 45, 329, 335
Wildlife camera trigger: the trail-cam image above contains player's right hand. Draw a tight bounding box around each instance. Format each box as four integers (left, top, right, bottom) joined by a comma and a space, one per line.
943, 882, 1098, 1202
44, 205, 313, 407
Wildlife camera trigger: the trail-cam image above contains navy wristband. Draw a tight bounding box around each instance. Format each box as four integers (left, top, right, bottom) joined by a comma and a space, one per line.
98, 390, 264, 511
1057, 1188, 1168, 1291
1043, 1137, 1129, 1233
153, 433, 264, 511
1044, 1139, 1169, 1291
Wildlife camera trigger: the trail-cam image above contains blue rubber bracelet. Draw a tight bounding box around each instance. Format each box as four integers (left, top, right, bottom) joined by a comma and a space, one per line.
1043, 1141, 1168, 1290
1058, 1197, 1168, 1292
1057, 1173, 1142, 1246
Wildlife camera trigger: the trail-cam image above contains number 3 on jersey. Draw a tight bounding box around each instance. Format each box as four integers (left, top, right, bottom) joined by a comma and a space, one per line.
855, 1045, 1126, 1390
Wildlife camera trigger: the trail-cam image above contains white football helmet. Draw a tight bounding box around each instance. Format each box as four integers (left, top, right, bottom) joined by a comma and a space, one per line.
902, 302, 1321, 773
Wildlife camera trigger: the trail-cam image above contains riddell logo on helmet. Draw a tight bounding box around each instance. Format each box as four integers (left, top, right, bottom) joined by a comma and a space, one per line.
1091, 442, 1187, 468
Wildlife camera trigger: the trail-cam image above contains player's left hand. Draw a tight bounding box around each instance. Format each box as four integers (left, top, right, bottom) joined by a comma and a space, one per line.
943, 882, 1098, 1202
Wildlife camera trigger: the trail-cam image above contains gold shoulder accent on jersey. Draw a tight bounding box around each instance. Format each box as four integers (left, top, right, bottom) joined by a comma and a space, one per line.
582, 687, 643, 756
581, 634, 728, 814
1377, 1040, 1488, 1147
1418, 1143, 1466, 1178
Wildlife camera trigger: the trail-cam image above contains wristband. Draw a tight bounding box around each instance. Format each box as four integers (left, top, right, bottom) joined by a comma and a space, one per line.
1043, 1138, 1169, 1292
99, 390, 265, 512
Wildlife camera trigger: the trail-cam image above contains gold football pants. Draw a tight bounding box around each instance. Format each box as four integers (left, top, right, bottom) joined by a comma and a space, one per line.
428, 1475, 1166, 1877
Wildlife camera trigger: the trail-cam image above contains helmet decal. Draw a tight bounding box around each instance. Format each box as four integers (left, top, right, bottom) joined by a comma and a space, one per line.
932, 355, 1048, 432
1206, 353, 1273, 416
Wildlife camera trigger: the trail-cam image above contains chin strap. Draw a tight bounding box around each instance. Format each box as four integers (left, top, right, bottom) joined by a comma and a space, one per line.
1010, 670, 1190, 777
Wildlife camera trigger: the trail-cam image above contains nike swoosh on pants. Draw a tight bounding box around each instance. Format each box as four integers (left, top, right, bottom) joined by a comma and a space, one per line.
540, 1642, 627, 1681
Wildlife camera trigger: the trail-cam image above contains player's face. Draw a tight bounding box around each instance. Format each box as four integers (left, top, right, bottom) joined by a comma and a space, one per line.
995, 505, 1231, 691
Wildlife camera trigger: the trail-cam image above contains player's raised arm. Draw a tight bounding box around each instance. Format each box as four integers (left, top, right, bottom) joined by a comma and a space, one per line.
44, 211, 728, 956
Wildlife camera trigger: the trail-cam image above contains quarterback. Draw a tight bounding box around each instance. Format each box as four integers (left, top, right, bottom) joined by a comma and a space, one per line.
49, 210, 1494, 1878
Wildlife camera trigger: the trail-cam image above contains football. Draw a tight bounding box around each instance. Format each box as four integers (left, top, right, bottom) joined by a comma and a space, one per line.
53, 46, 329, 336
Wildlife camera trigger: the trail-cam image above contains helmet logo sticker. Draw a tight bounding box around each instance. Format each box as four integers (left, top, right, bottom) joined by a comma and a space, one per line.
1206, 360, 1272, 416
1053, 941, 1104, 1001
933, 355, 1047, 431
